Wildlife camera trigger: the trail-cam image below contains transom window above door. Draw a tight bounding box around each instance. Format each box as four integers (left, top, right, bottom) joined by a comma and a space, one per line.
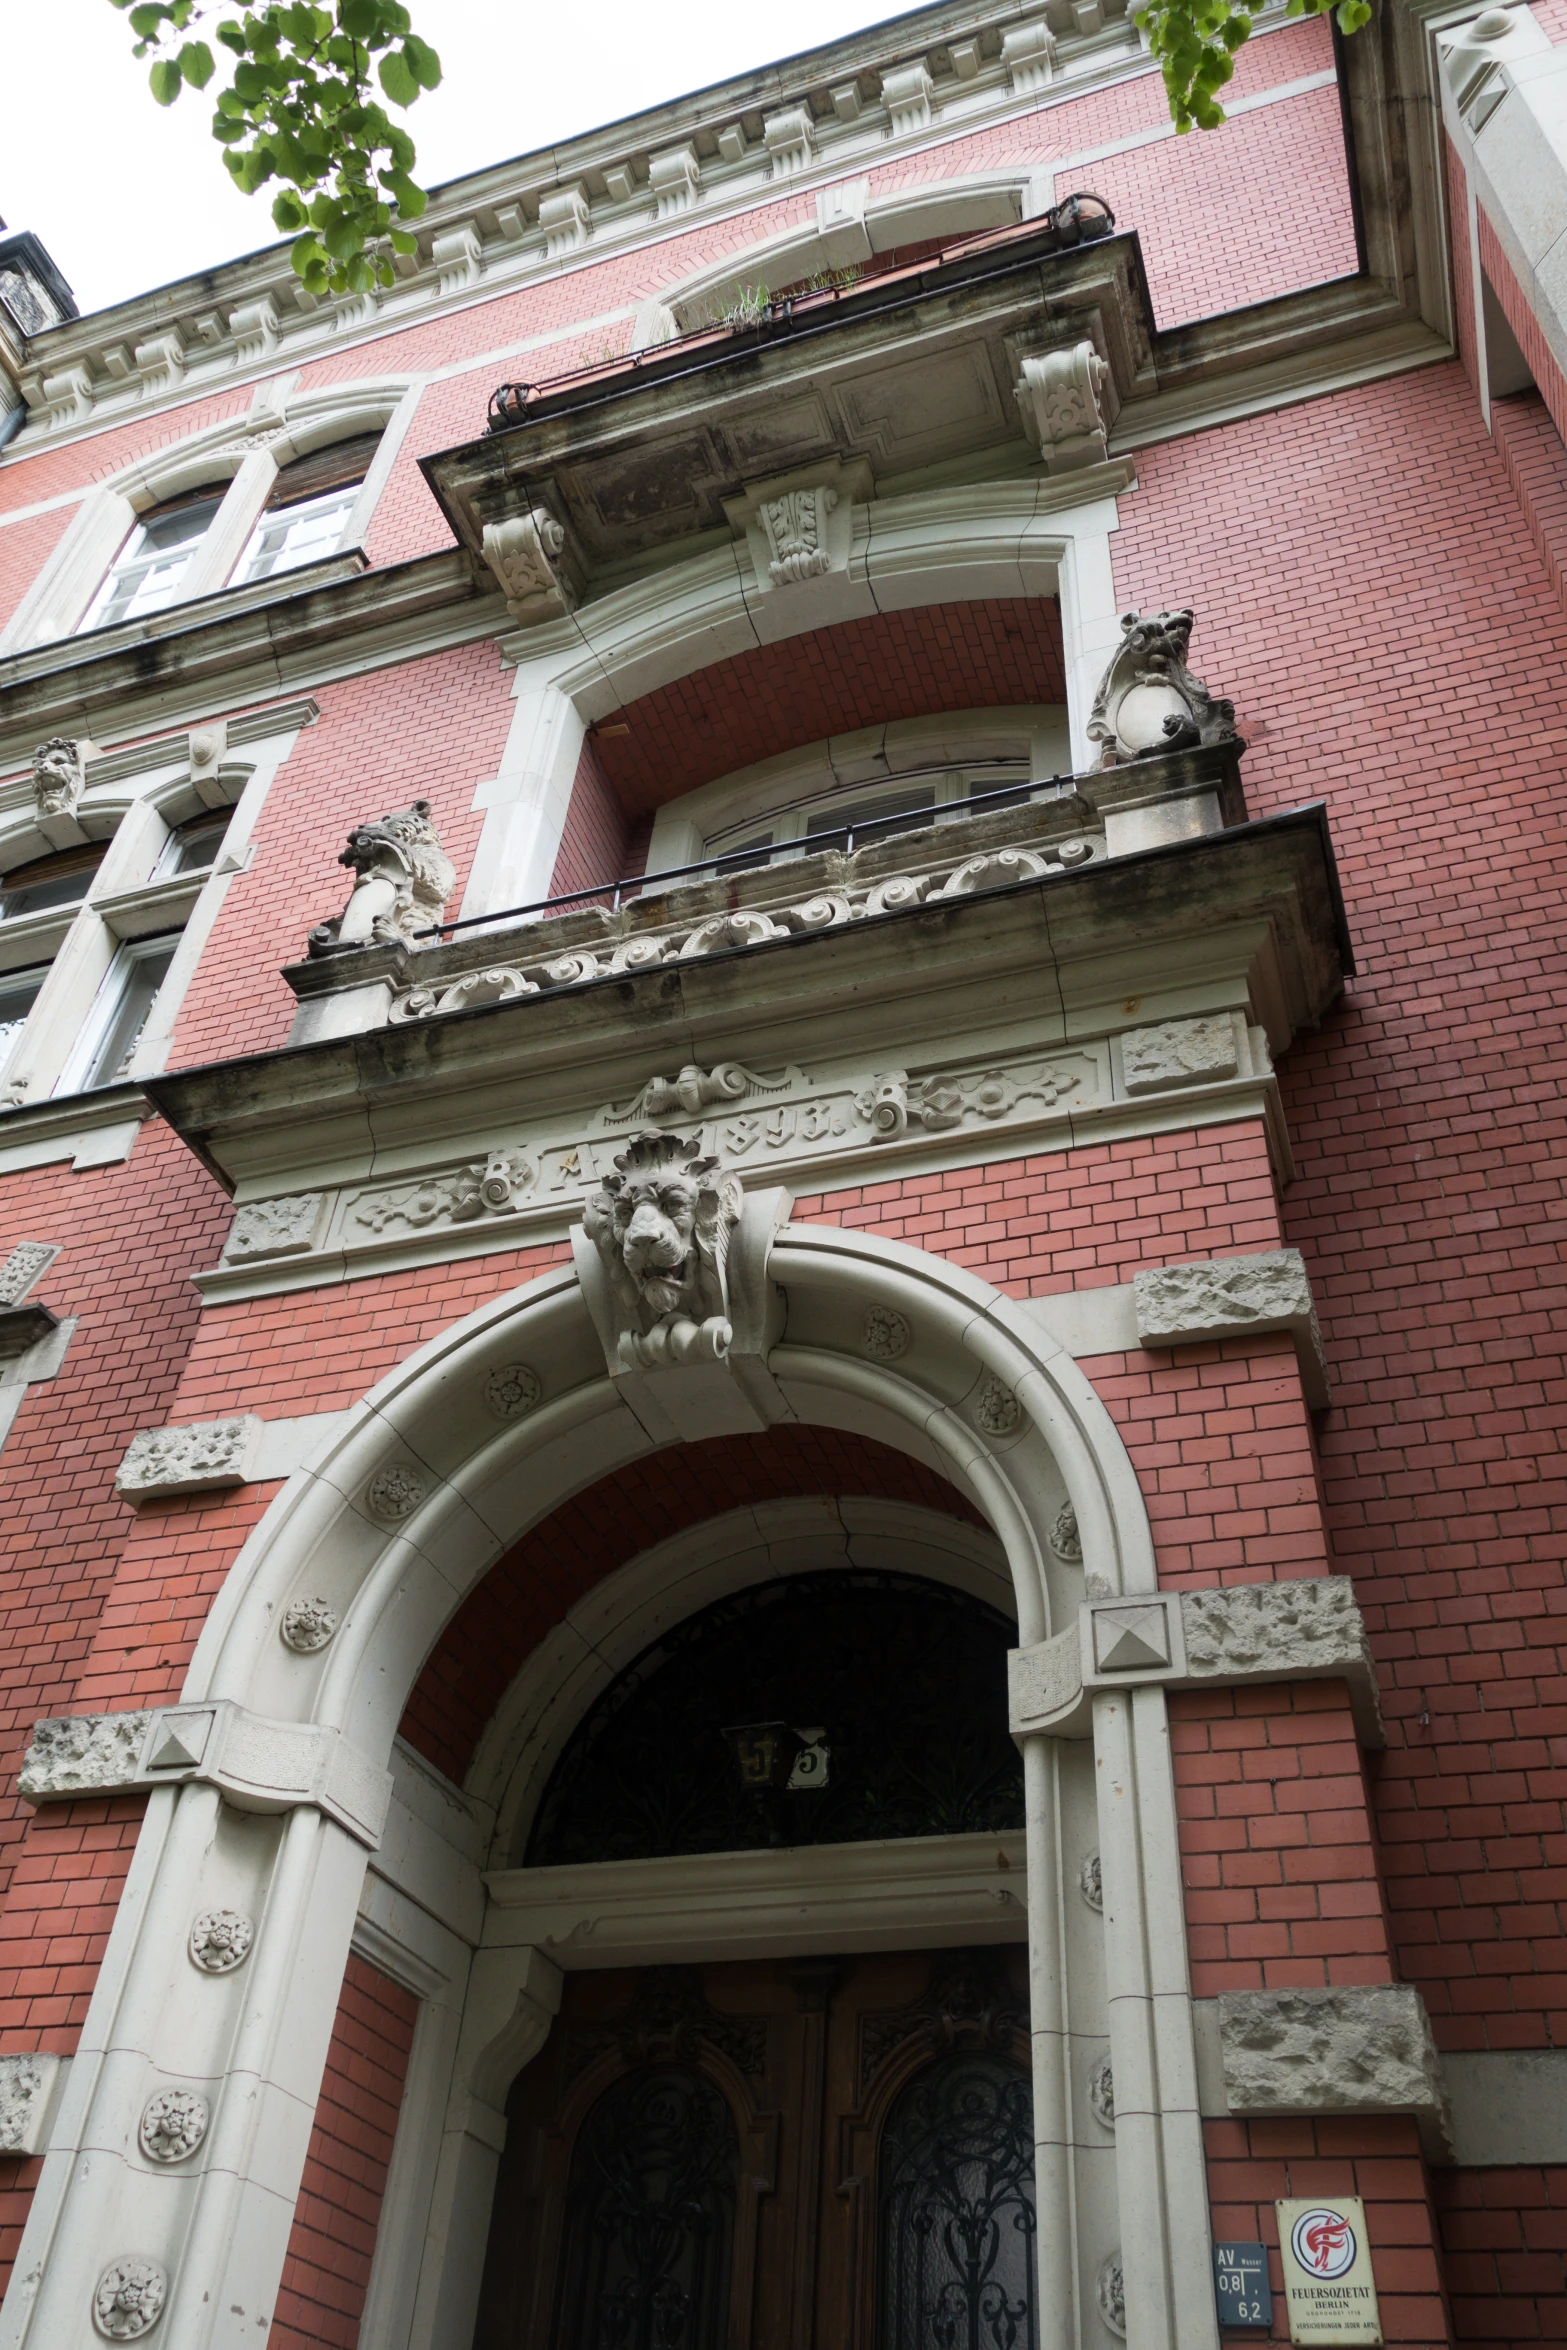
521, 1570, 1023, 1868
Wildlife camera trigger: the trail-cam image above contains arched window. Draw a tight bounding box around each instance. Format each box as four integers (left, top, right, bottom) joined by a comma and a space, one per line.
521, 1570, 1023, 1867
79, 482, 231, 631
231, 430, 385, 586
549, 2066, 738, 2350
878, 2053, 1037, 2350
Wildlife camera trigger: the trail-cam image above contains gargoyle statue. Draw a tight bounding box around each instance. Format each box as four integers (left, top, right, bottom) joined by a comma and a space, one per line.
582, 1130, 743, 1370
1087, 609, 1237, 767
307, 799, 456, 957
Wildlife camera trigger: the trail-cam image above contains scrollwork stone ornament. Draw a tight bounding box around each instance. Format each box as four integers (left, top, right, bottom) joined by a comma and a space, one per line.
582, 1131, 742, 1371
862, 1306, 911, 1361
139, 2086, 209, 2164
189, 1909, 253, 1974
1097, 2252, 1126, 2338
485, 1363, 542, 1421
1087, 2049, 1115, 2130
365, 1463, 426, 1521
93, 2260, 167, 2341
1079, 1849, 1103, 1912
973, 1376, 1024, 1437
280, 1597, 337, 1654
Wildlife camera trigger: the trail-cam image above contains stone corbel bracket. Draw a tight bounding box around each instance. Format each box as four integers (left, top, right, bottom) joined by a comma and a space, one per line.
573, 1182, 794, 1444
723, 458, 874, 600
1134, 1247, 1329, 1408
1203, 1983, 1453, 2163
19, 1703, 391, 1848
1010, 1577, 1384, 1746
480, 503, 583, 624
1012, 337, 1119, 473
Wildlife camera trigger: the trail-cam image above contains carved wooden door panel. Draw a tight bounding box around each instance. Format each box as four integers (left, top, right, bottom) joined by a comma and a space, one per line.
475, 1945, 1033, 2350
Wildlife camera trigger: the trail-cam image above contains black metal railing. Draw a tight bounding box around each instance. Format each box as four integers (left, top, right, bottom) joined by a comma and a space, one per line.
418, 769, 1077, 941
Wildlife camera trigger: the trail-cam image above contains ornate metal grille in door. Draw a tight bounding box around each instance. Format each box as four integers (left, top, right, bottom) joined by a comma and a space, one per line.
549, 2065, 738, 2350
876, 2053, 1038, 2350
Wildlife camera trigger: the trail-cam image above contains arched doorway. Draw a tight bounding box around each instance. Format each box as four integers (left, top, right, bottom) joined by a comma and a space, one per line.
474, 1569, 1035, 2350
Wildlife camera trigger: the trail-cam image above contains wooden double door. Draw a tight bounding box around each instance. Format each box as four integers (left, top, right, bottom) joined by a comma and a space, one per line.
476, 1945, 1037, 2350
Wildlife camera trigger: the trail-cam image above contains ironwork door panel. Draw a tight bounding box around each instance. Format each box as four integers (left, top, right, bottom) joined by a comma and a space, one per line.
475, 1947, 1032, 2350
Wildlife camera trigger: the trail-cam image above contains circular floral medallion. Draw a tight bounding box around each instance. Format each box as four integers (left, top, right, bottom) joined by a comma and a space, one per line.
973, 1375, 1023, 1437
1079, 1849, 1103, 1912
188, 1909, 253, 1974
1087, 2050, 1115, 2131
1050, 1502, 1083, 1562
862, 1305, 911, 1361
93, 2259, 167, 2341
484, 1363, 542, 1422
1097, 2254, 1126, 2338
139, 2087, 208, 2164
365, 1463, 425, 1521
280, 1597, 337, 1654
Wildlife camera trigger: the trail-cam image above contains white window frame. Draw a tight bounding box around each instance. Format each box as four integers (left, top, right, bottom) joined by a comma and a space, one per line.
76, 490, 230, 635
0, 379, 417, 653
61, 933, 181, 1093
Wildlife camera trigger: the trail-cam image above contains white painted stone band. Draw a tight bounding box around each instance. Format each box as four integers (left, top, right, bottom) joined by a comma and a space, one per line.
19, 1702, 391, 1849
1010, 1578, 1384, 1746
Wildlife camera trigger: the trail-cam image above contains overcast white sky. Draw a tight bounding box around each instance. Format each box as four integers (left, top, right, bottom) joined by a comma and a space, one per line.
0, 0, 899, 318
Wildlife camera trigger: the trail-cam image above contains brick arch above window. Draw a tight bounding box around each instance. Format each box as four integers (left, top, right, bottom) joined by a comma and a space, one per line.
588, 595, 1066, 816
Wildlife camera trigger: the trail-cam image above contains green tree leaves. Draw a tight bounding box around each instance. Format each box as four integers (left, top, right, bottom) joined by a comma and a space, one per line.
109, 0, 442, 295
1134, 0, 1368, 132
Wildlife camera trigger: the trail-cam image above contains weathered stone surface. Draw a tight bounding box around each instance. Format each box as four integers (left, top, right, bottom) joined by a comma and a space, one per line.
116, 1416, 261, 1498
0, 1241, 57, 1307
1218, 1985, 1452, 2158
1133, 1248, 1328, 1407
0, 2053, 63, 2154
21, 1712, 151, 1801
1182, 1580, 1382, 1746
222, 1194, 325, 1264
1120, 1014, 1238, 1094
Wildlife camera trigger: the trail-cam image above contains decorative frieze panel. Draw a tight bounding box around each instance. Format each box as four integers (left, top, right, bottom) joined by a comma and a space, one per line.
0, 1241, 57, 1306
0, 2053, 66, 2156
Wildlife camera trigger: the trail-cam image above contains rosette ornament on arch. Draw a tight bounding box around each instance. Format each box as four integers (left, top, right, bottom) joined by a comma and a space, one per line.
582, 1132, 742, 1371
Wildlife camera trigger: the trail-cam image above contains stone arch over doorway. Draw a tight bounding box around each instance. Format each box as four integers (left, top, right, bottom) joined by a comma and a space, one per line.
6, 1221, 1208, 2350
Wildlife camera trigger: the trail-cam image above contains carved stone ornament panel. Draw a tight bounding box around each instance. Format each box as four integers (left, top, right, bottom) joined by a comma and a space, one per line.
309, 800, 456, 959
1087, 2049, 1115, 2129
1120, 1013, 1239, 1094
280, 1598, 338, 1654
485, 1363, 542, 1420
222, 1194, 326, 1264
365, 1463, 426, 1521
93, 2260, 167, 2342
139, 2086, 209, 2163
20, 1712, 153, 1801
972, 1376, 1024, 1437
1080, 1849, 1103, 1911
0, 2054, 61, 2156
1013, 339, 1114, 472
189, 1909, 253, 1974
1049, 1503, 1082, 1562
583, 1131, 742, 1371
862, 1305, 911, 1361
1097, 2253, 1126, 2338
0, 1242, 58, 1307
482, 506, 578, 623
116, 1417, 261, 1499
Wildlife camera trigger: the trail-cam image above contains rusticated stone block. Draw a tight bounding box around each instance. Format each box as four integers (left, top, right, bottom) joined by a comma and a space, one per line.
117, 1416, 262, 1499
1120, 1014, 1238, 1094
1217, 1983, 1452, 2160
20, 1711, 152, 1801
1132, 1247, 1328, 1406
1181, 1578, 1380, 1739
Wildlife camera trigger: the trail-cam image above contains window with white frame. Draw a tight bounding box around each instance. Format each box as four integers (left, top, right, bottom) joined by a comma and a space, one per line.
0, 965, 51, 1080
702, 763, 1033, 872
70, 936, 181, 1092
153, 808, 232, 880
74, 428, 383, 637
78, 487, 228, 633
232, 431, 383, 588
0, 844, 104, 922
